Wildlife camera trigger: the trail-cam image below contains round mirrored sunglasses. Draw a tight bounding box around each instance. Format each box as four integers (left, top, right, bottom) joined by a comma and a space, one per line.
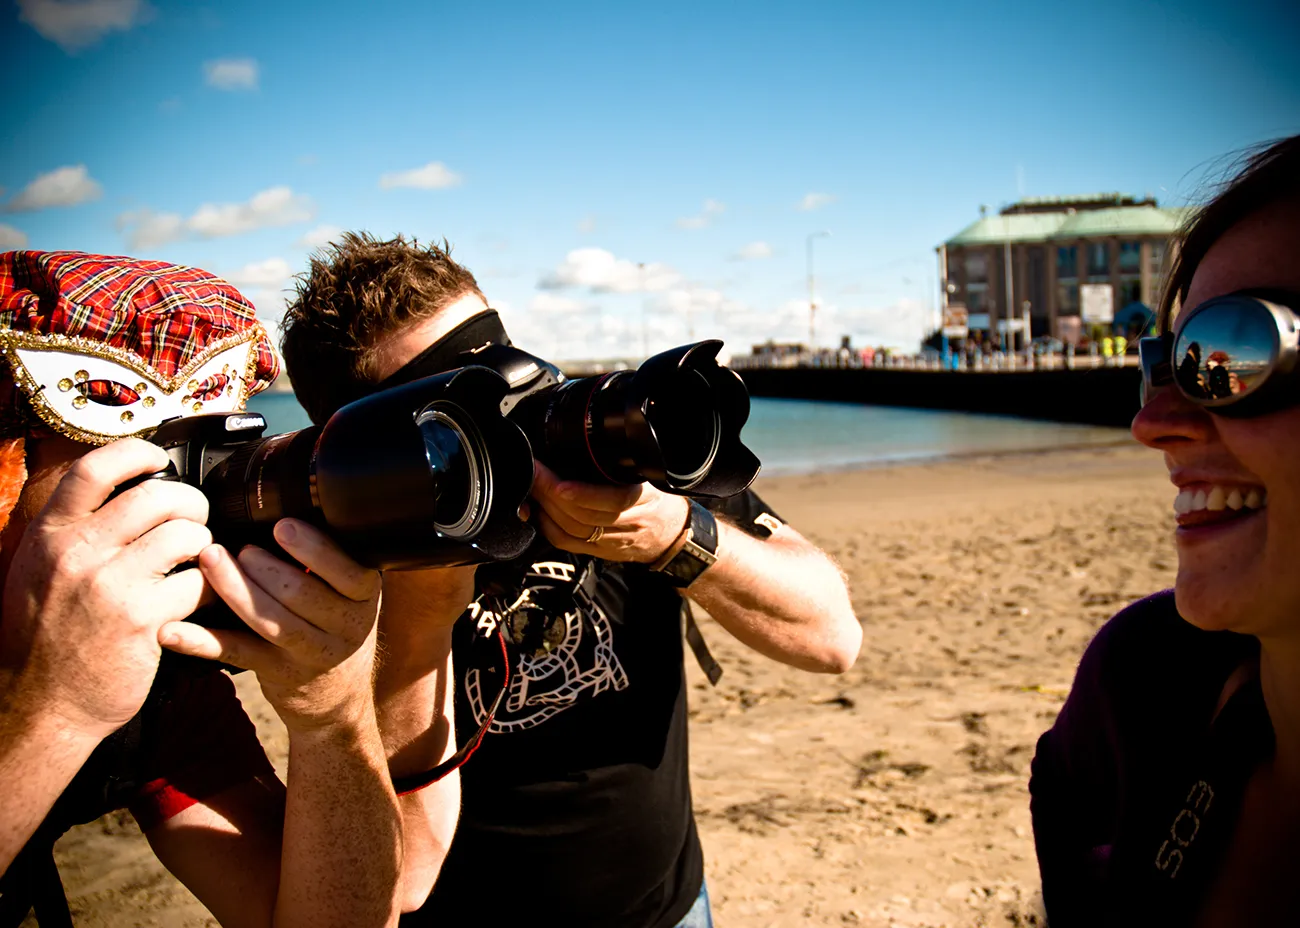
1139, 291, 1300, 416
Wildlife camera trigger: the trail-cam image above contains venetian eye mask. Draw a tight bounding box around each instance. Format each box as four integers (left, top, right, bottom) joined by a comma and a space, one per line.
0, 328, 265, 445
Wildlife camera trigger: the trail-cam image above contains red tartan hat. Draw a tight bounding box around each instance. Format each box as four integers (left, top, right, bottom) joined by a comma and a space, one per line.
0, 250, 279, 389
0, 251, 280, 445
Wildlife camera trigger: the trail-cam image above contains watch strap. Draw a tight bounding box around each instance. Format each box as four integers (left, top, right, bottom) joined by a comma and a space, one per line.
652, 500, 718, 588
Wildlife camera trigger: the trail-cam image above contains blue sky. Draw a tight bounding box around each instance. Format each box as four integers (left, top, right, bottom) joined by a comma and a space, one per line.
2, 0, 1297, 359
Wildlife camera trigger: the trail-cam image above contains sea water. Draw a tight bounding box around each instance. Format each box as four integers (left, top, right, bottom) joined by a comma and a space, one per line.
247, 392, 1131, 476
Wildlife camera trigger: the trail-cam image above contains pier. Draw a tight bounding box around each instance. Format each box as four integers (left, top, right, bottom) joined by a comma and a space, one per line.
732, 364, 1142, 428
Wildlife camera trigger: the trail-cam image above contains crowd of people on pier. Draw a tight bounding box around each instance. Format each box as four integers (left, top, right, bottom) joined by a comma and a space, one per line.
1, 133, 1298, 927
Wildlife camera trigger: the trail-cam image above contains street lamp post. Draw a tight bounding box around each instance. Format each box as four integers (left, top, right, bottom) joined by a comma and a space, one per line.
806, 231, 830, 350
637, 262, 648, 358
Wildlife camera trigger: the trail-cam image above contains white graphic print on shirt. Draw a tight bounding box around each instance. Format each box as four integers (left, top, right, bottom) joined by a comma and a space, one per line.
464, 558, 630, 733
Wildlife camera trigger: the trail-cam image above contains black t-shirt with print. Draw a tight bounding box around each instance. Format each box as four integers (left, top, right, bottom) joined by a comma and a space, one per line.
407, 490, 783, 928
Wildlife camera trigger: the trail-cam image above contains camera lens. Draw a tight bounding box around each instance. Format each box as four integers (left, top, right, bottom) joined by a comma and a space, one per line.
644, 368, 720, 485
416, 404, 491, 538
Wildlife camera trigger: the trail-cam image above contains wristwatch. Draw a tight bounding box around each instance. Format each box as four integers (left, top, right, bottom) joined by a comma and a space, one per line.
650, 500, 719, 588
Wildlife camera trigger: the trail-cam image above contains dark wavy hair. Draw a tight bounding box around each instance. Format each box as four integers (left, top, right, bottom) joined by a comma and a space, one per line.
1159, 134, 1300, 330
280, 232, 483, 424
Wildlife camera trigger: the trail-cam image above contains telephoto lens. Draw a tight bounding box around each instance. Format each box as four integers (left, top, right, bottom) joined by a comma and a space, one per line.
490, 339, 760, 498
150, 365, 536, 570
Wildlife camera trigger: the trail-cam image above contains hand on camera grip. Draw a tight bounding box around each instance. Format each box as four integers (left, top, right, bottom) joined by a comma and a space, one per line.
159, 518, 383, 733
0, 439, 212, 738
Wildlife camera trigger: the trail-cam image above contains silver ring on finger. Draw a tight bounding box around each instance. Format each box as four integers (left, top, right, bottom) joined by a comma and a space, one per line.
585, 525, 604, 544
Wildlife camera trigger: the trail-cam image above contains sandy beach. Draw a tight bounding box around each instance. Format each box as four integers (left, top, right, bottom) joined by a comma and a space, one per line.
36, 442, 1177, 928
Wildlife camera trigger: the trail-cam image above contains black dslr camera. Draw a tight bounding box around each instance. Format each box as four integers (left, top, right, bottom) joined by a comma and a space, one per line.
136, 317, 760, 571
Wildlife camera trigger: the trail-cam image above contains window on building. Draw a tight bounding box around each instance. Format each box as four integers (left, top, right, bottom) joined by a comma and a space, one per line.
1058, 283, 1080, 315
944, 249, 961, 289
1119, 241, 1141, 273
1087, 242, 1110, 277
967, 284, 988, 313
1057, 246, 1078, 280
1119, 279, 1142, 306
965, 252, 989, 284
1149, 241, 1167, 277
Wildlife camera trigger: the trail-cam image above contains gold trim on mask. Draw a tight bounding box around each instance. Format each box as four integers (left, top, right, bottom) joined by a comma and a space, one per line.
0, 327, 267, 446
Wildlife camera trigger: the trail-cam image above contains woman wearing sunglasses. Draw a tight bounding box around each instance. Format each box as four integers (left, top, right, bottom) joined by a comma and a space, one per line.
1030, 133, 1300, 927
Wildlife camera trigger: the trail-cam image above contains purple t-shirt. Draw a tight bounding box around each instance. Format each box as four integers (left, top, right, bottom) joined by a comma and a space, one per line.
1029, 591, 1258, 925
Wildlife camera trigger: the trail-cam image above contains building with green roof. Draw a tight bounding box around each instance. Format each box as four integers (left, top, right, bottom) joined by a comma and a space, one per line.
938, 193, 1194, 345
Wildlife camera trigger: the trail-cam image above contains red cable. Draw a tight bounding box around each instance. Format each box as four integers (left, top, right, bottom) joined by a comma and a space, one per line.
394, 627, 510, 796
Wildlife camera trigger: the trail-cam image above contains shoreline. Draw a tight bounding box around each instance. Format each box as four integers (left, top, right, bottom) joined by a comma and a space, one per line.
753, 434, 1138, 478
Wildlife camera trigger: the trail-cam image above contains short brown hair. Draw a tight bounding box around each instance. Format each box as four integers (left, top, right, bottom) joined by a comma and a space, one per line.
1159, 134, 1300, 330
280, 232, 484, 424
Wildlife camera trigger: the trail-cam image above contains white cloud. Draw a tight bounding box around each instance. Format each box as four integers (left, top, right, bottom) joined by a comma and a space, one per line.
538, 247, 681, 293
530, 293, 588, 314
298, 224, 343, 248
676, 198, 725, 230
576, 214, 597, 234
188, 187, 313, 237
730, 297, 927, 352
733, 241, 772, 260
223, 257, 293, 289
0, 225, 29, 249
796, 192, 836, 212
18, 0, 149, 52
116, 186, 315, 249
204, 58, 259, 91
185, 185, 314, 236
222, 258, 295, 328
379, 161, 463, 190
114, 209, 183, 249
4, 165, 102, 212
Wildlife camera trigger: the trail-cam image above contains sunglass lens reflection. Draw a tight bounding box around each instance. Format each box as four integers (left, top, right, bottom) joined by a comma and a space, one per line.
1173, 301, 1278, 401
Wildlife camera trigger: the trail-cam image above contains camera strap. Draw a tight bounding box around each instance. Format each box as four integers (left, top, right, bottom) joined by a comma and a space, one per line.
683, 601, 723, 686
0, 839, 71, 928
377, 311, 511, 389
391, 626, 511, 796
577, 555, 721, 687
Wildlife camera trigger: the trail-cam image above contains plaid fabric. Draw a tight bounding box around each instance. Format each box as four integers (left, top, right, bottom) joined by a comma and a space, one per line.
0, 250, 279, 393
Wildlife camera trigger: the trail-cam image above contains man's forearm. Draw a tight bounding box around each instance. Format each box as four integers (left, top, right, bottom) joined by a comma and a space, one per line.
374, 626, 459, 912
686, 522, 861, 673
276, 710, 402, 928
0, 682, 104, 873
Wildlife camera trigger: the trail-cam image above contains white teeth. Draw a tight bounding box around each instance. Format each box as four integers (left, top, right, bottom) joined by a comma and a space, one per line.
1175, 485, 1268, 515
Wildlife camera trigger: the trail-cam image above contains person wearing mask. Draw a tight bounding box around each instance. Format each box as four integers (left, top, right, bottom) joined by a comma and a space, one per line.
0, 251, 436, 927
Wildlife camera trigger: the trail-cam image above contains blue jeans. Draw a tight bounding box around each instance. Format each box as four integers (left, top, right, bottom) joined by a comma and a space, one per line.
673, 881, 713, 928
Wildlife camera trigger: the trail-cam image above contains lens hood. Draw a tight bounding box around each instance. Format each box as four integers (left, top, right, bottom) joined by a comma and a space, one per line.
628, 340, 760, 498
312, 365, 536, 569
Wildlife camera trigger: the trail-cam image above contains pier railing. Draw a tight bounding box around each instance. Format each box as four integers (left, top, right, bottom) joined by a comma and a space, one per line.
729, 351, 1139, 373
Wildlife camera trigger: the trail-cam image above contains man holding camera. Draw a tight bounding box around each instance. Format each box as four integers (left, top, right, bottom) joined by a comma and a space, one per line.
0, 251, 420, 926
281, 233, 861, 927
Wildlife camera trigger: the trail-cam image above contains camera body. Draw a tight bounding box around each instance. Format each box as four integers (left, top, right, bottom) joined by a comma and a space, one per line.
140, 365, 536, 571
